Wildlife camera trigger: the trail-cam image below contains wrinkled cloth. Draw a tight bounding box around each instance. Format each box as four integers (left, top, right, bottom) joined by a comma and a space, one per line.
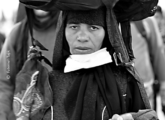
64, 48, 112, 73
13, 47, 52, 120
40, 64, 158, 120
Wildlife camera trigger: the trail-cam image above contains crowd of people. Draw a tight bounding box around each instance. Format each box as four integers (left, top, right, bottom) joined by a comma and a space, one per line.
0, 0, 165, 120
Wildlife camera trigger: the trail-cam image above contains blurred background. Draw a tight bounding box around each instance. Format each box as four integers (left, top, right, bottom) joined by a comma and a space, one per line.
0, 0, 19, 36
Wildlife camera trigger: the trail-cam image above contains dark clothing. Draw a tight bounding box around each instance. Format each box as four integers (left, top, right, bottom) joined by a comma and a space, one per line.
30, 63, 157, 120
47, 64, 154, 120
33, 7, 158, 120
51, 64, 144, 119
12, 60, 158, 120
4, 6, 158, 120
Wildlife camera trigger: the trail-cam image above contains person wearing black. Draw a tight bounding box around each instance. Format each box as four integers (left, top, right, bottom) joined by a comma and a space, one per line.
14, 6, 158, 120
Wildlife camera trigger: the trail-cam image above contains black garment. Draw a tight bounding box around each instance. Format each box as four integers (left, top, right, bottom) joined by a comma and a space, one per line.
64, 63, 145, 119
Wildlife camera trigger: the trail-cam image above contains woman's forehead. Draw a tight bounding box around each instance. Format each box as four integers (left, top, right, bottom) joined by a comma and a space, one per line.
65, 7, 106, 27
66, 23, 104, 28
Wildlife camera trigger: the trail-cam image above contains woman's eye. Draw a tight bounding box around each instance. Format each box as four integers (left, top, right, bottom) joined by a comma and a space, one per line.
69, 25, 78, 29
71, 26, 77, 29
90, 26, 99, 30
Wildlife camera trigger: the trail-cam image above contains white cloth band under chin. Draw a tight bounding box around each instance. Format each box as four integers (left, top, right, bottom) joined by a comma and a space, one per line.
64, 48, 113, 73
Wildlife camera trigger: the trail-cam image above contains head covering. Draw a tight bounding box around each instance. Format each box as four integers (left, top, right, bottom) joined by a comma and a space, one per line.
50, 6, 145, 119
19, 0, 118, 11
66, 7, 106, 27
53, 6, 129, 70
20, 0, 158, 65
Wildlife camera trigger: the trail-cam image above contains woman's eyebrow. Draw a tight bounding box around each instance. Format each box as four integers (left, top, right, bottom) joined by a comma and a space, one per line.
67, 22, 80, 24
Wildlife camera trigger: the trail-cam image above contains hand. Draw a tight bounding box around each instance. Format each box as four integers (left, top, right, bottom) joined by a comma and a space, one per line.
109, 113, 134, 120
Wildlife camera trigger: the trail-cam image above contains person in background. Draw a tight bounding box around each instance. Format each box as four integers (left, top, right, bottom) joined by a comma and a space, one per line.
131, 20, 155, 109
132, 16, 165, 114
154, 5, 165, 43
143, 17, 165, 114
0, 5, 62, 120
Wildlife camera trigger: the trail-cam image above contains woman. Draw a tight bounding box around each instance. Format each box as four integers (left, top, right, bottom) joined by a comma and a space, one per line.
12, 4, 158, 120
39, 6, 158, 120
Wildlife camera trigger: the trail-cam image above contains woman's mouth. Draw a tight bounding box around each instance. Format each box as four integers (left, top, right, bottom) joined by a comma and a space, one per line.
74, 47, 92, 54
76, 47, 90, 50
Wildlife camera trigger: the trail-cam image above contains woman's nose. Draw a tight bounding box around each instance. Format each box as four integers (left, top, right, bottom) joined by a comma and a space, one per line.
77, 36, 89, 42
77, 31, 89, 42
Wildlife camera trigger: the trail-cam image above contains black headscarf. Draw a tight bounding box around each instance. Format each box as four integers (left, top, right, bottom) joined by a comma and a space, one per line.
52, 7, 145, 119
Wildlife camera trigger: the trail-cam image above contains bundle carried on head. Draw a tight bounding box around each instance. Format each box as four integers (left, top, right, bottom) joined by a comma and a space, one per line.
19, 0, 118, 10
19, 0, 158, 20
20, 0, 159, 66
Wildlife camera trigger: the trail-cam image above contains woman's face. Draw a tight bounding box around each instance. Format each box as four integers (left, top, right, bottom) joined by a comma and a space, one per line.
65, 23, 105, 55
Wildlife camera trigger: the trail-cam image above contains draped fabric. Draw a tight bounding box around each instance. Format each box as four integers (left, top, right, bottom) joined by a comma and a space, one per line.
64, 65, 125, 119
64, 63, 146, 119
19, 0, 118, 11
